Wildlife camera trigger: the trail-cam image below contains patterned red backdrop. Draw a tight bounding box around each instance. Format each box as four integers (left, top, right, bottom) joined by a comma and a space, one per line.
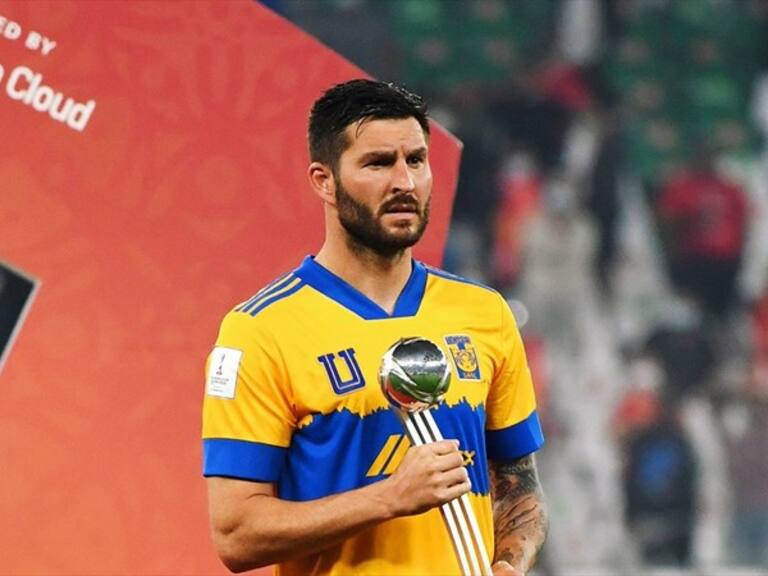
0, 1, 461, 573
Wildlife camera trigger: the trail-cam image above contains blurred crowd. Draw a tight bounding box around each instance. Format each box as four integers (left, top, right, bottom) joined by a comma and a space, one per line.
267, 0, 768, 572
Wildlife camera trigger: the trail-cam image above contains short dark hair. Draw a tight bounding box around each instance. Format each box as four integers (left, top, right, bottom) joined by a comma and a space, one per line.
308, 79, 430, 171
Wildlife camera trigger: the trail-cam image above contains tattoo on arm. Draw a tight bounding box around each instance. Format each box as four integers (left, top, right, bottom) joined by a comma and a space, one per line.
490, 455, 548, 572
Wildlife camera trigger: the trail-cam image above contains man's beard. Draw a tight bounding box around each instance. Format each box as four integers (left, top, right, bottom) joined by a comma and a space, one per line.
335, 178, 430, 258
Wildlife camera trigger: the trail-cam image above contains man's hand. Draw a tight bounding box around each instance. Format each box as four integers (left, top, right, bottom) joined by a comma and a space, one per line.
492, 560, 524, 575
383, 439, 470, 516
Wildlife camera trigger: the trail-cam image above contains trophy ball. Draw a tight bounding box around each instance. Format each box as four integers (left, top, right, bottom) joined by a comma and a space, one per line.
379, 337, 451, 412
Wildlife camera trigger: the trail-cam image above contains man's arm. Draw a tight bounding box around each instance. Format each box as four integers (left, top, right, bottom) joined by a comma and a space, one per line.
489, 454, 548, 575
207, 440, 469, 572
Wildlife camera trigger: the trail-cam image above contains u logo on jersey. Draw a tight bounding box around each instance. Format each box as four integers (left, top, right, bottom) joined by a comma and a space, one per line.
444, 335, 481, 380
317, 348, 366, 395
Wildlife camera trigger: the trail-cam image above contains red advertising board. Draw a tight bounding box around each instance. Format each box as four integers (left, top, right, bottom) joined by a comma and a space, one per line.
0, 1, 460, 573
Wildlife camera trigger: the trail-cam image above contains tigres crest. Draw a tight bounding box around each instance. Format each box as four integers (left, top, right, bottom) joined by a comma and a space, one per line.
444, 334, 481, 380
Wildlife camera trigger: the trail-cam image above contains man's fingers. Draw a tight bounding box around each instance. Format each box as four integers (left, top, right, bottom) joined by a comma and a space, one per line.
442, 477, 471, 501
387, 440, 472, 514
442, 463, 470, 485
491, 561, 524, 576
434, 450, 465, 471
430, 439, 460, 455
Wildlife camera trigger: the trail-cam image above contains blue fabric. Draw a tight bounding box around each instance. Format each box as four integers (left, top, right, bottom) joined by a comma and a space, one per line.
430, 402, 489, 494
278, 407, 402, 500
485, 410, 545, 460
203, 438, 287, 482
294, 256, 427, 319
278, 401, 490, 501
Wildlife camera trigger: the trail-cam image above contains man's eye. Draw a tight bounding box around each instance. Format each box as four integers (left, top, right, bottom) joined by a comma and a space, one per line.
408, 156, 425, 166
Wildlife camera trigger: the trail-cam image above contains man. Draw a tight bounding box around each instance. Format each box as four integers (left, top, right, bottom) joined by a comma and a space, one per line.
202, 79, 548, 575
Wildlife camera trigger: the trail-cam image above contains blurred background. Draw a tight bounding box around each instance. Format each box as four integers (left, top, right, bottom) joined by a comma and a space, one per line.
267, 0, 768, 574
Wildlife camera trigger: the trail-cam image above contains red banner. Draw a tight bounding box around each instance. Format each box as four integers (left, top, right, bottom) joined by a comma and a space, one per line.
0, 1, 460, 573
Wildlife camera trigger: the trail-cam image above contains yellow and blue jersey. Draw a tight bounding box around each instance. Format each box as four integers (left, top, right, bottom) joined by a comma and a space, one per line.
202, 256, 544, 575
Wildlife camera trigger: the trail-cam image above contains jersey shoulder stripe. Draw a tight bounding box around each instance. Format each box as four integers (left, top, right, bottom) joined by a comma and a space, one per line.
239, 274, 300, 314
424, 265, 497, 294
232, 263, 308, 318
235, 272, 294, 312
246, 278, 305, 317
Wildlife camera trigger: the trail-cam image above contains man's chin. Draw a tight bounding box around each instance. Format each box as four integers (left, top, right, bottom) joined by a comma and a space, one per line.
381, 231, 423, 250
354, 233, 421, 255
381, 221, 421, 238
341, 218, 426, 255
381, 216, 424, 235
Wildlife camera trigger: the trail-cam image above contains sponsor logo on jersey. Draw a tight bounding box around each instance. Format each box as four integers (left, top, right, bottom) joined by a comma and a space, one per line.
444, 335, 481, 380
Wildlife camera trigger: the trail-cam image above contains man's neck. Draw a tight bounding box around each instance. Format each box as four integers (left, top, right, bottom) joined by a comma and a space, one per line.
314, 241, 413, 315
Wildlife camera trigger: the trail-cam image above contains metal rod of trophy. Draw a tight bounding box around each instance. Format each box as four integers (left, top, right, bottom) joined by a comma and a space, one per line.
401, 413, 473, 576
379, 337, 493, 576
407, 411, 485, 576
421, 409, 494, 573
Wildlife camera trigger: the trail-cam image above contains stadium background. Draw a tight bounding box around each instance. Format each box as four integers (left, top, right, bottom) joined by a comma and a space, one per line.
1, 0, 767, 574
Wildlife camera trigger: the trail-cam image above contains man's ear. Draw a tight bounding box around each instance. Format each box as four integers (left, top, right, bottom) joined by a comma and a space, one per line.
308, 162, 336, 205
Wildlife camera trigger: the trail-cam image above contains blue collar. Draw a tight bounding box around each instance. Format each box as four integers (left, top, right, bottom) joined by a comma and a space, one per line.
294, 256, 427, 320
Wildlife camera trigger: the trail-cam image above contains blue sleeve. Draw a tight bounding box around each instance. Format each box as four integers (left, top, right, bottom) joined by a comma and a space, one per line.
203, 438, 287, 481
485, 410, 544, 460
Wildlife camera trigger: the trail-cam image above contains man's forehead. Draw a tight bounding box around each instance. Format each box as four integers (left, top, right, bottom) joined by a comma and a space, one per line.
344, 117, 428, 151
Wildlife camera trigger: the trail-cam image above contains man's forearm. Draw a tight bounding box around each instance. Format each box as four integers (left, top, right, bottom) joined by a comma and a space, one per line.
209, 478, 395, 572
490, 455, 549, 573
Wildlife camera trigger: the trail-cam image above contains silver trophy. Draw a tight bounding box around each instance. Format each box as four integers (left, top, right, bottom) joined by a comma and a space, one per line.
379, 337, 492, 576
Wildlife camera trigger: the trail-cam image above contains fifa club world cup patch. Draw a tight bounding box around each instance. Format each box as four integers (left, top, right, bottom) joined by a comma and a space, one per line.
444, 335, 481, 381
206, 347, 243, 399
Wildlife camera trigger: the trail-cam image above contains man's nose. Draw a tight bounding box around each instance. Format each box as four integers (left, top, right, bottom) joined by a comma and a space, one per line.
391, 159, 415, 193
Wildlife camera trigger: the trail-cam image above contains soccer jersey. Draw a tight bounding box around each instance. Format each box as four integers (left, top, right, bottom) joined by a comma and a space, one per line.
202, 256, 544, 575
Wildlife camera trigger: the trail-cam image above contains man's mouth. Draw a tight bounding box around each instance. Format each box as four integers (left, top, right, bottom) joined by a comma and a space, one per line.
382, 200, 419, 214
